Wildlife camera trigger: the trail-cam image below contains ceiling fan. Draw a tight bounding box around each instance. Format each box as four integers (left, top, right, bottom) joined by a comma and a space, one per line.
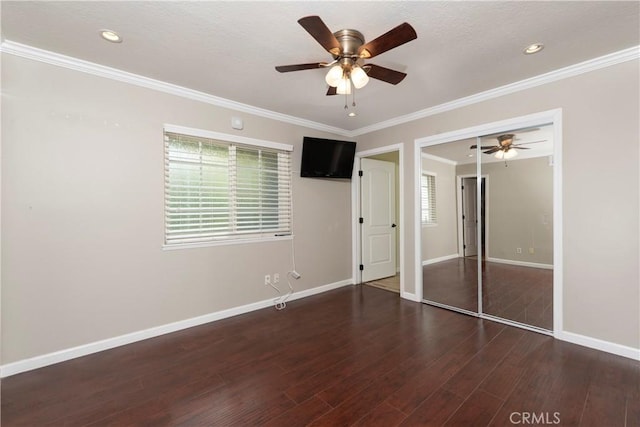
275, 16, 417, 96
470, 132, 546, 160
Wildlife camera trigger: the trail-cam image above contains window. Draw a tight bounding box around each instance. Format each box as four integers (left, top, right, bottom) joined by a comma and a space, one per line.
164, 125, 292, 246
421, 172, 437, 225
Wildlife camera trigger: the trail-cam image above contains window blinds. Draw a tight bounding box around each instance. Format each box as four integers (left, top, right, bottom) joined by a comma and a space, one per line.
421, 173, 437, 224
164, 132, 292, 245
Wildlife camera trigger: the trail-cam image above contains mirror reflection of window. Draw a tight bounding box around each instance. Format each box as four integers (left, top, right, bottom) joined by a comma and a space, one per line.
421, 172, 437, 225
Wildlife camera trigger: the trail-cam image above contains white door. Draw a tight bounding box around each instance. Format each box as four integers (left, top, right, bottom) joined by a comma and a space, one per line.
462, 177, 478, 257
360, 158, 396, 282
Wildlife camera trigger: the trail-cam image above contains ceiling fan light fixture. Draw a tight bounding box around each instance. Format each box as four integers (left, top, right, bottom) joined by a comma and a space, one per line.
523, 43, 544, 55
350, 66, 369, 89
495, 149, 518, 160
325, 65, 344, 87
336, 77, 352, 95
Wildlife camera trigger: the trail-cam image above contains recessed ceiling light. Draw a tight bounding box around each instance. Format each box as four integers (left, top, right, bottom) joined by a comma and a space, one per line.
100, 29, 122, 43
348, 112, 357, 117
523, 43, 544, 55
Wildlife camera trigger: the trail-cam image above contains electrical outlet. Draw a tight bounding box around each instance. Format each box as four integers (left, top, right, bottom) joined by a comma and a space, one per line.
264, 274, 271, 285
529, 247, 535, 254
516, 247, 522, 254
273, 273, 280, 284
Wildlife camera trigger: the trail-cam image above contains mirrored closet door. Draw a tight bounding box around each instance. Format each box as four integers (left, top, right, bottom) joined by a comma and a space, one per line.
479, 126, 554, 330
421, 139, 478, 314
421, 124, 554, 333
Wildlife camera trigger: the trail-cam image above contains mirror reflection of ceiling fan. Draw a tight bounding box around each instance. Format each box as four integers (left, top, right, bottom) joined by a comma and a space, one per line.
275, 16, 417, 97
470, 130, 547, 160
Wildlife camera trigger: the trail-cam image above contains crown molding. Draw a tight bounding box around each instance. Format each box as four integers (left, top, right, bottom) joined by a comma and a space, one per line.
0, 40, 349, 137
350, 45, 640, 137
2, 40, 637, 139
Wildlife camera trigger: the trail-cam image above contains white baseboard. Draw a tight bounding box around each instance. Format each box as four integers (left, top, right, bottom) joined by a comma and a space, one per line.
555, 330, 640, 361
422, 253, 459, 266
487, 257, 553, 270
0, 278, 354, 378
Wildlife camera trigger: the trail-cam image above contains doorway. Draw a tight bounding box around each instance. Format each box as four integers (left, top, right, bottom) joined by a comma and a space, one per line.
458, 176, 486, 258
352, 144, 403, 296
360, 157, 397, 284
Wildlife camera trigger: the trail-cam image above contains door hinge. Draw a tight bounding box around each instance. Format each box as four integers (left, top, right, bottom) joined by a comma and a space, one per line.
359, 217, 364, 224
463, 244, 466, 249
358, 170, 363, 177
359, 264, 364, 271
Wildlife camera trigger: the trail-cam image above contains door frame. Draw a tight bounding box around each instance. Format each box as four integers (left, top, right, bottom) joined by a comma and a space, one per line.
414, 108, 563, 335
352, 143, 404, 297
456, 175, 488, 258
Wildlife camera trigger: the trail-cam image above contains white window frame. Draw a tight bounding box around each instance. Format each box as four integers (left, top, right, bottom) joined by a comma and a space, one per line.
421, 171, 437, 226
163, 124, 293, 249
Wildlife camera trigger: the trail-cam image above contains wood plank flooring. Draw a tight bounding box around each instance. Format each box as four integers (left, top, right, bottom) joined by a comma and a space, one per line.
423, 258, 553, 330
2, 285, 638, 426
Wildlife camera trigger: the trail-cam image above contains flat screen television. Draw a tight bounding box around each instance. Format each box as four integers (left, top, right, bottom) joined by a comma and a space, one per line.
300, 137, 356, 179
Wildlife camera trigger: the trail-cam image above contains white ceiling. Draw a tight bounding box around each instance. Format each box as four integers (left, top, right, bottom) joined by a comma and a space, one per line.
2, 1, 639, 133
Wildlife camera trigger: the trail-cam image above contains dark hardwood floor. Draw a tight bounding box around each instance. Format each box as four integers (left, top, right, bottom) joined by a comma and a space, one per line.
2, 285, 638, 426
423, 258, 553, 330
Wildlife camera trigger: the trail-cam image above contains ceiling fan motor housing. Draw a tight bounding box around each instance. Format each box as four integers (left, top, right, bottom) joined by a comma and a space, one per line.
498, 134, 515, 147
333, 29, 366, 67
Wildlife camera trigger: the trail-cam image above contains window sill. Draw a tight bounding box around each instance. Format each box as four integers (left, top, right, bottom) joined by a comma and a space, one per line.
162, 234, 293, 251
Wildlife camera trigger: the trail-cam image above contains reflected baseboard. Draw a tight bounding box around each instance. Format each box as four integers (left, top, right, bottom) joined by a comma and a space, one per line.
487, 257, 553, 270
422, 253, 459, 266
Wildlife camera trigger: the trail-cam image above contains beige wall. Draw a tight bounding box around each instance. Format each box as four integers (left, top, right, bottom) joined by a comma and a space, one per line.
421, 155, 458, 261
357, 60, 639, 349
1, 54, 354, 364
457, 156, 554, 265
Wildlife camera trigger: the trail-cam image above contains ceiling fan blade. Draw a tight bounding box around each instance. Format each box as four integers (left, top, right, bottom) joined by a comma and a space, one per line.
470, 145, 498, 150
298, 16, 341, 55
275, 63, 326, 73
513, 139, 548, 146
358, 22, 417, 58
513, 146, 531, 150
365, 64, 407, 85
484, 147, 502, 154
326, 86, 337, 96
